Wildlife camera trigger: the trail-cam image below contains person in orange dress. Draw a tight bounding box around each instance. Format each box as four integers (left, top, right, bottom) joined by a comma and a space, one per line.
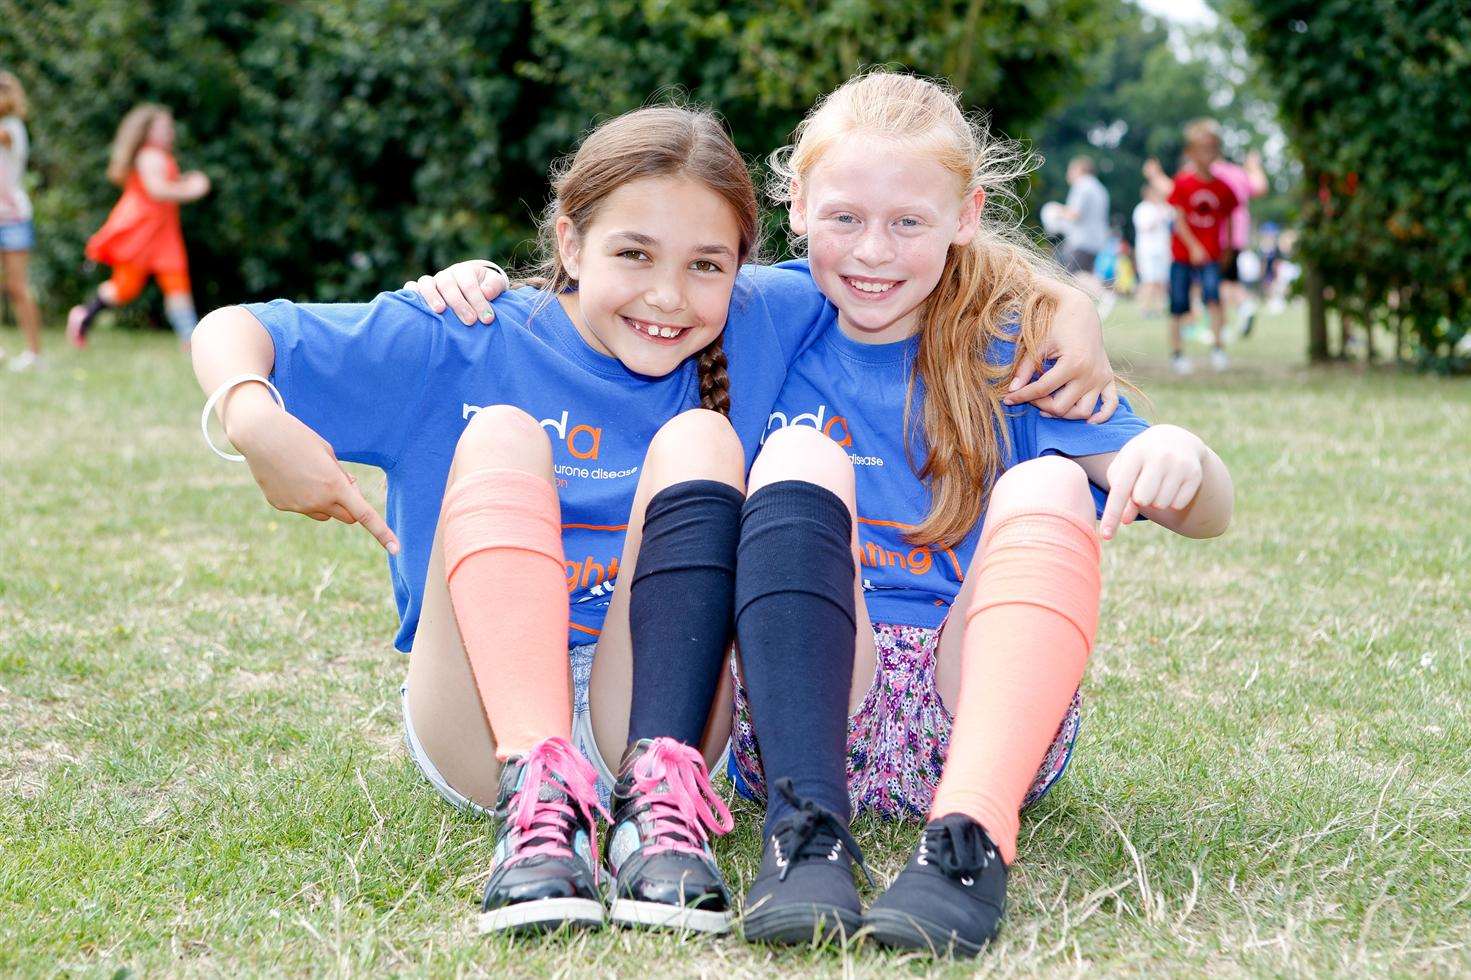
68, 104, 210, 350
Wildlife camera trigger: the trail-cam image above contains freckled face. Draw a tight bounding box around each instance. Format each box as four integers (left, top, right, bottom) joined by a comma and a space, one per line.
793, 137, 981, 345
557, 175, 743, 377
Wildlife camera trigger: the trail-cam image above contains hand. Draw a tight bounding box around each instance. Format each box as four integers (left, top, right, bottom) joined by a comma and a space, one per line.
1004, 288, 1119, 423
1188, 243, 1210, 265
1099, 425, 1206, 540
182, 171, 211, 200
404, 260, 509, 325
1246, 150, 1262, 169
1143, 158, 1165, 180
227, 394, 400, 554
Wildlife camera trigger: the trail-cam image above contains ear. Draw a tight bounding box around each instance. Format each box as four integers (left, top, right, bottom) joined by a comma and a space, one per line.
555, 215, 581, 280
788, 179, 808, 237
952, 187, 985, 247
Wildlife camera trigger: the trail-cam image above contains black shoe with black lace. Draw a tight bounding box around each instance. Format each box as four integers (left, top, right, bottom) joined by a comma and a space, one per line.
740, 779, 873, 945
865, 813, 1007, 957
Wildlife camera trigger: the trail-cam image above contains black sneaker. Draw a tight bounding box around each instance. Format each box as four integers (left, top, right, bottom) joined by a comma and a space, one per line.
478, 736, 610, 935
605, 737, 735, 932
865, 813, 1007, 958
741, 779, 872, 945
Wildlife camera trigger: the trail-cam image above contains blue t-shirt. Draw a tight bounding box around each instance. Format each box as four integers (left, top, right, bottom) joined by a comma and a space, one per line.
247, 264, 832, 651
764, 311, 1150, 630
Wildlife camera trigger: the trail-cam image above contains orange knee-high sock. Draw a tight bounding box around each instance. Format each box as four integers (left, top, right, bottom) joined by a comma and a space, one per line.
929, 507, 1101, 864
442, 467, 571, 760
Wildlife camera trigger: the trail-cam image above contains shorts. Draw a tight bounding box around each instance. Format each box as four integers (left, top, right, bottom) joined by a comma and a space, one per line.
0, 219, 34, 252
1219, 249, 1240, 283
106, 263, 192, 305
1137, 249, 1170, 285
729, 622, 1082, 819
1059, 245, 1098, 276
400, 642, 615, 816
402, 643, 734, 815
1169, 260, 1222, 316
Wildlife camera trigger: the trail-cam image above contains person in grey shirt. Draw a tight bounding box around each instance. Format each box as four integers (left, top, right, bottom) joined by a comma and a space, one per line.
1058, 155, 1110, 275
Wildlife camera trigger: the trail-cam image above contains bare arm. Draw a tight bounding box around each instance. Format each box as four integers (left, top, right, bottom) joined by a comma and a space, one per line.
1143, 158, 1175, 197
0, 128, 10, 147
1245, 151, 1269, 197
137, 147, 210, 203
191, 307, 399, 552
1172, 207, 1209, 261
1072, 424, 1234, 540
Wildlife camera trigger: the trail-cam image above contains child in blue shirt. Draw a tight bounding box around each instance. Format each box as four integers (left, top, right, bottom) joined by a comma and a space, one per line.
192, 106, 838, 937
720, 72, 1233, 955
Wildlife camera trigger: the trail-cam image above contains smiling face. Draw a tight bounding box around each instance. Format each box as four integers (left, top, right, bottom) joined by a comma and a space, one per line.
792, 135, 982, 344
555, 175, 742, 377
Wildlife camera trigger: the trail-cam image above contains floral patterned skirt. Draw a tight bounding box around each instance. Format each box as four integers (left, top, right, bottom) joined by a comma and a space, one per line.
729, 622, 1081, 818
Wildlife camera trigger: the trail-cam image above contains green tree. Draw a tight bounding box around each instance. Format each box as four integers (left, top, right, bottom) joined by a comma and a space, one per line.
0, 0, 1114, 318
1227, 0, 1470, 371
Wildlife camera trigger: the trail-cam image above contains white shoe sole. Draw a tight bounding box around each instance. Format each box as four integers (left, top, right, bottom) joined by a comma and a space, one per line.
609, 897, 732, 933
477, 897, 605, 934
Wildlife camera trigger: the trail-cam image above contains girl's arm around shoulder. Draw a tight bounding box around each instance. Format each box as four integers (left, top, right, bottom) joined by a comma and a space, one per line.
1072, 424, 1233, 541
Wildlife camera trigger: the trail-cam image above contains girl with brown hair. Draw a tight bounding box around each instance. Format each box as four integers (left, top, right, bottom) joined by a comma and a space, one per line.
190, 105, 847, 936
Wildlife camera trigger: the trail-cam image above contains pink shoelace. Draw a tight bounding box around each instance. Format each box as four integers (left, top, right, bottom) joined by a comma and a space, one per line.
631, 737, 734, 857
504, 737, 610, 870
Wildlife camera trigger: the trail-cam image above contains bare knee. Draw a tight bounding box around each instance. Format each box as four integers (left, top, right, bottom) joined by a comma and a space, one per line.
454, 404, 553, 480
4, 280, 29, 304
748, 425, 855, 504
988, 456, 1094, 524
643, 408, 745, 491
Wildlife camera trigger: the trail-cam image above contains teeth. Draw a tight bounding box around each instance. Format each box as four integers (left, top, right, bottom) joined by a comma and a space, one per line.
850, 279, 895, 294
646, 324, 660, 336
659, 326, 679, 338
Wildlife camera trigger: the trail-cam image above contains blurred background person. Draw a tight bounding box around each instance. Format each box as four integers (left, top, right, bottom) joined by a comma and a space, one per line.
0, 70, 43, 371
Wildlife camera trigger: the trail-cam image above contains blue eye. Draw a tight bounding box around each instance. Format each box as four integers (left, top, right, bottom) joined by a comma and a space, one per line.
897, 217, 922, 228
833, 214, 858, 224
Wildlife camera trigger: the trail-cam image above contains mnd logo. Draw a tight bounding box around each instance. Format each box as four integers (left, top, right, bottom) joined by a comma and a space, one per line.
764, 404, 885, 467
462, 404, 603, 459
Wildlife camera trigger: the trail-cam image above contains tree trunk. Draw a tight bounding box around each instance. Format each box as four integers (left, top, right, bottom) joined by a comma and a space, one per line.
1304, 261, 1330, 363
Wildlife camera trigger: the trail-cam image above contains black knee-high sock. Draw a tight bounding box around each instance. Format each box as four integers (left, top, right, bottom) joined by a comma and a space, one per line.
734, 481, 856, 836
626, 480, 744, 750
77, 294, 109, 336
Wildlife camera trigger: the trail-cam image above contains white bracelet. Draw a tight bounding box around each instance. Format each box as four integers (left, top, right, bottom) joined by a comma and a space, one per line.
200, 373, 285, 461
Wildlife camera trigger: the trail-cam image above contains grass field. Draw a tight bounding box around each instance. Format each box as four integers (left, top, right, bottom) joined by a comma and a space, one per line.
3, 300, 1468, 977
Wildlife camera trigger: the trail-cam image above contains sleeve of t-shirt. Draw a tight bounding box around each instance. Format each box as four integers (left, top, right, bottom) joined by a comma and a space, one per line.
1027, 397, 1152, 515
244, 289, 439, 468
759, 259, 835, 366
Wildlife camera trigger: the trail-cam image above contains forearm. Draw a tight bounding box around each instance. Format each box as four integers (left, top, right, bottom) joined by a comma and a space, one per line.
1172, 211, 1205, 253
1137, 446, 1232, 538
191, 306, 282, 441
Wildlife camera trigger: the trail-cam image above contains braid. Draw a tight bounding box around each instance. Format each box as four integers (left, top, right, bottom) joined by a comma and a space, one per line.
696, 334, 731, 416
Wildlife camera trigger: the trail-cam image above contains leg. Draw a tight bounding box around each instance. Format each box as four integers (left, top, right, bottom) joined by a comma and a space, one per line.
411, 405, 608, 935
1, 250, 42, 355
930, 456, 1100, 861
588, 408, 748, 932
404, 405, 562, 808
68, 265, 143, 347
159, 271, 198, 349
1167, 262, 1193, 373
866, 457, 1100, 957
736, 425, 873, 944
588, 409, 745, 769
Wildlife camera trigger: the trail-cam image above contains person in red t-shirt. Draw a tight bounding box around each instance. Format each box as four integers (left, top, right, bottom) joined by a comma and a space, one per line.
1146, 120, 1238, 374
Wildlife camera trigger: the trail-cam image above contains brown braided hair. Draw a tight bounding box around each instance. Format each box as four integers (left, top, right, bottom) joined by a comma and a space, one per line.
528, 105, 757, 417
